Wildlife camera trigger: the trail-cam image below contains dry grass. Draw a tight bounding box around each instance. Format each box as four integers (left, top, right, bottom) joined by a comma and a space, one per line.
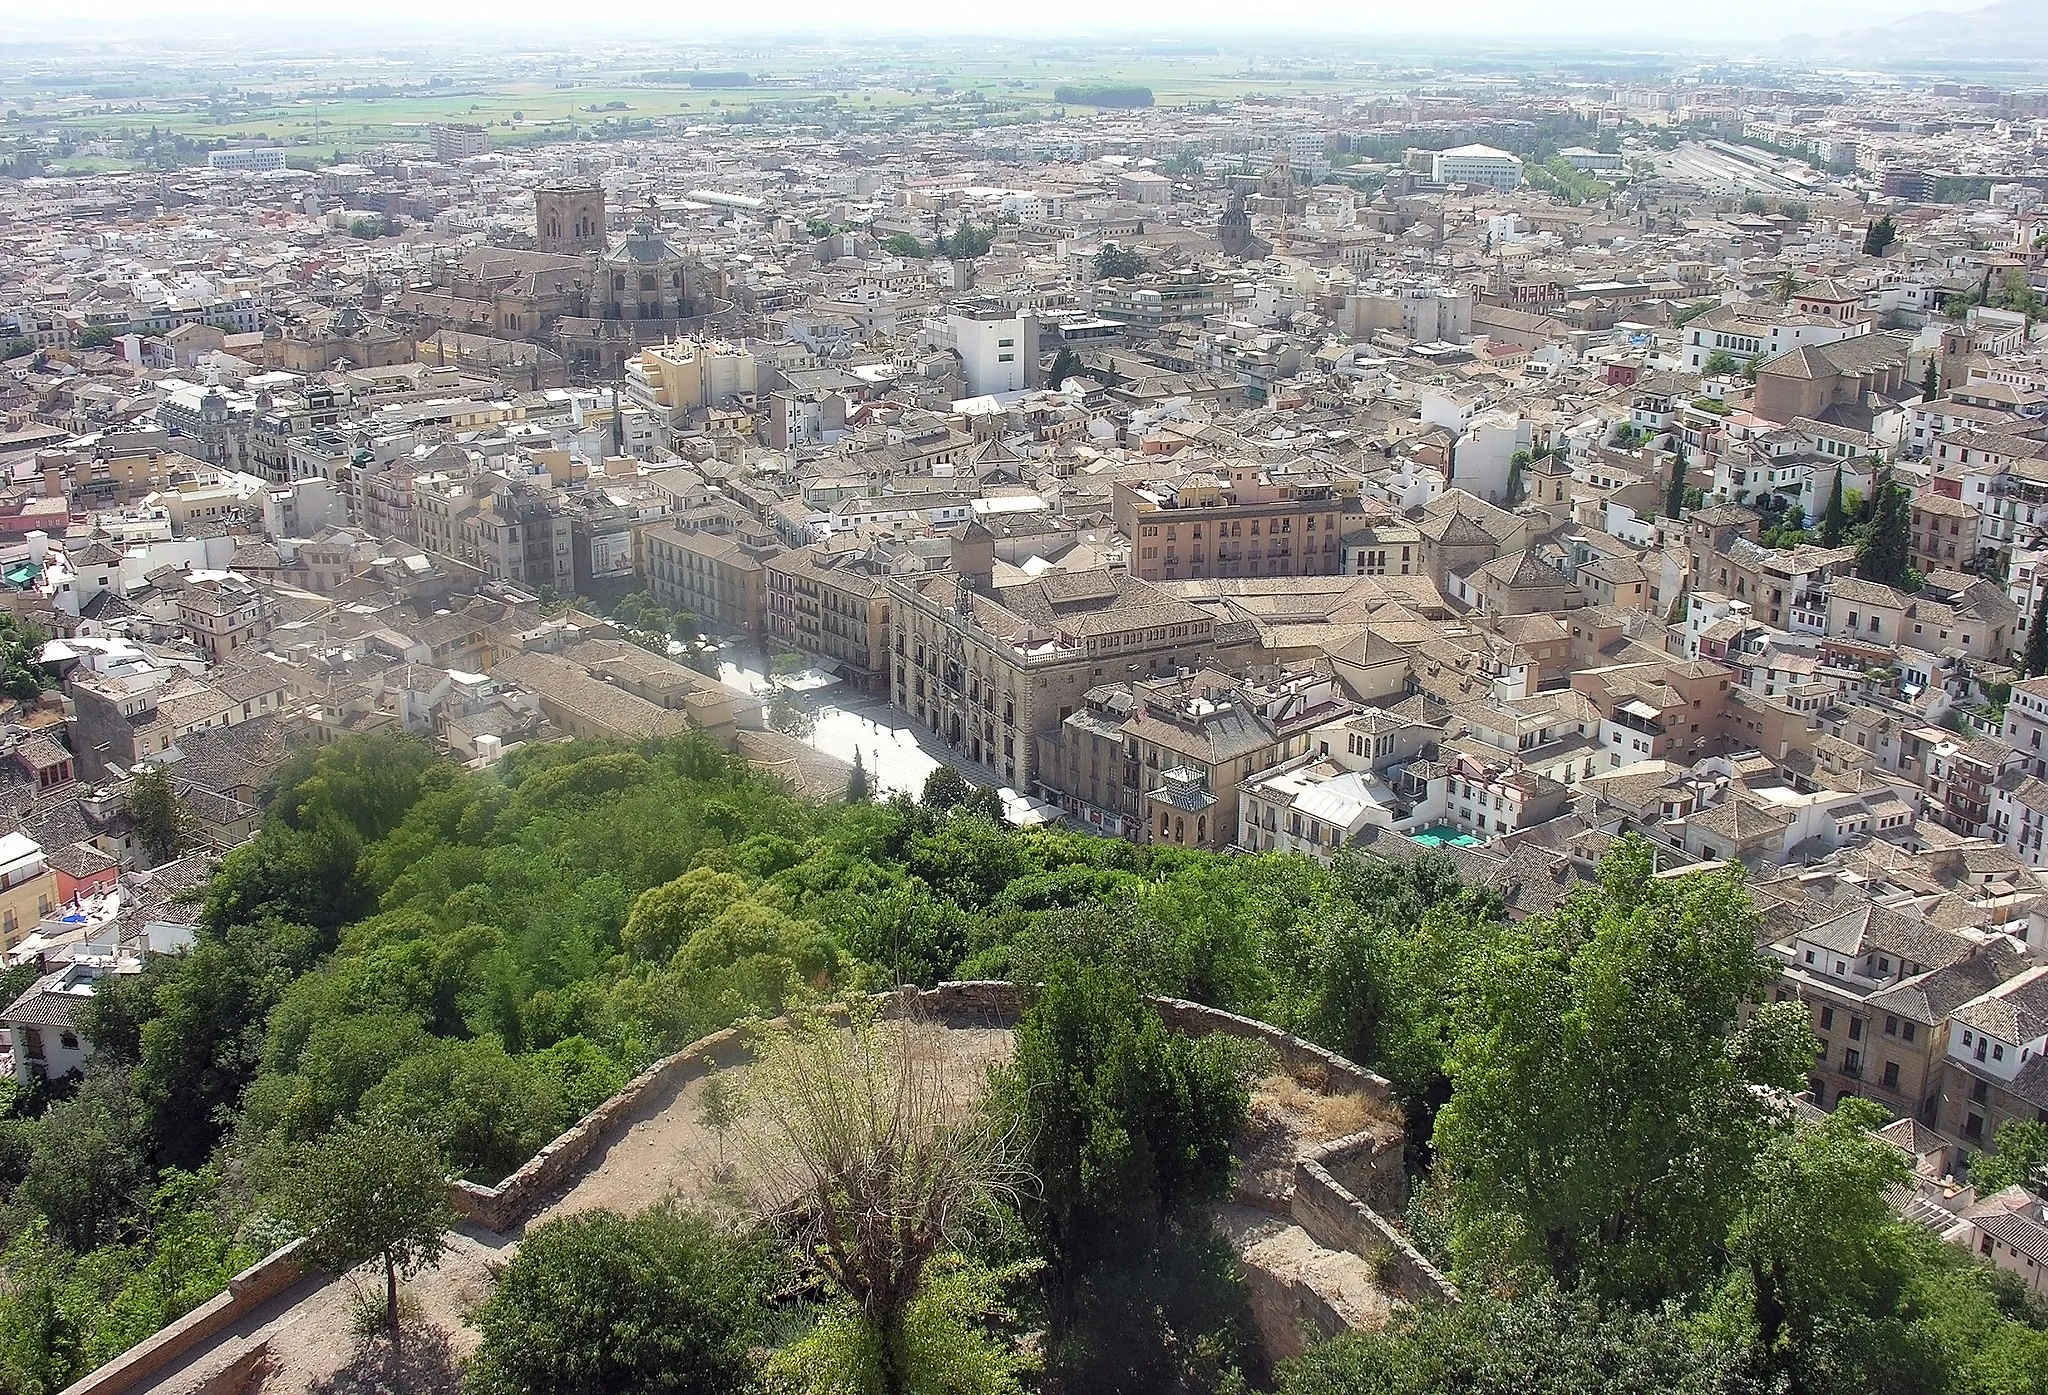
1253, 1074, 1402, 1143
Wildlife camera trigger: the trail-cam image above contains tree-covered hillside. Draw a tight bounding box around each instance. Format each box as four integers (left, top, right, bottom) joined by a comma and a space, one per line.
2, 732, 2045, 1394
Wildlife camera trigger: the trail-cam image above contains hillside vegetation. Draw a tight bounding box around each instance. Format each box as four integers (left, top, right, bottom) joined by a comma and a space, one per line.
0, 732, 2045, 1393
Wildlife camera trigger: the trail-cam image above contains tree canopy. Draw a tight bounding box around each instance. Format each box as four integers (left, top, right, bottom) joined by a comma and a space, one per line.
1432, 837, 1812, 1302
465, 1204, 775, 1395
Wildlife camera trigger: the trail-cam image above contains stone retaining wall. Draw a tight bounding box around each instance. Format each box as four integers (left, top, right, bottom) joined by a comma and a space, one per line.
450, 981, 1406, 1239
56, 1242, 306, 1395
1307, 1127, 1409, 1217
1292, 1157, 1456, 1306
62, 984, 1433, 1394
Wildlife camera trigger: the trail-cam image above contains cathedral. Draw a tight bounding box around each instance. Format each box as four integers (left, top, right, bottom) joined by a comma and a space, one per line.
390, 186, 732, 379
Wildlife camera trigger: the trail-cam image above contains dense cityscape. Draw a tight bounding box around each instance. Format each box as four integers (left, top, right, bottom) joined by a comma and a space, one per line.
6, 11, 2048, 1394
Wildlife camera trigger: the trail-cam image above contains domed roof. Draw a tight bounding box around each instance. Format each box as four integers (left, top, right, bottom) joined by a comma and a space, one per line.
605, 219, 683, 266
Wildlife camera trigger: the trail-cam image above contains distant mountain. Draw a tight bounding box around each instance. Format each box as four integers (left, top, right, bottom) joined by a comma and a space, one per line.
1785, 0, 2048, 61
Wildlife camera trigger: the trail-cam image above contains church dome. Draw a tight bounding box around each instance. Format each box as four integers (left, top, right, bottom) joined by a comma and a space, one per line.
606, 220, 682, 266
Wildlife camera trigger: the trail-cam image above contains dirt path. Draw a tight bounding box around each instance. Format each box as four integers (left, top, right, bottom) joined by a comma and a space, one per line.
142, 1021, 1018, 1394
532, 1023, 1016, 1224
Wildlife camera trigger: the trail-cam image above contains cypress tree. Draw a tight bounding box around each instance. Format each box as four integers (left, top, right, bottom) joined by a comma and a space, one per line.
846, 749, 871, 804
1666, 455, 1687, 520
2027, 594, 2048, 679
1922, 360, 1939, 401
1856, 467, 1911, 588
1819, 467, 1847, 547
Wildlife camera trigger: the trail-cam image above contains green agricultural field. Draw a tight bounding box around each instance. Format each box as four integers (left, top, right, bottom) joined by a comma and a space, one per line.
16, 43, 1415, 165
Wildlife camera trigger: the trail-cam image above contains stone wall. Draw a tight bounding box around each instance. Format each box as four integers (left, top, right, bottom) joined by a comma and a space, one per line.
1308, 1127, 1409, 1217
449, 981, 1409, 1243
1151, 997, 1395, 1103
1292, 1157, 1456, 1306
450, 1024, 753, 1230
56, 1242, 306, 1395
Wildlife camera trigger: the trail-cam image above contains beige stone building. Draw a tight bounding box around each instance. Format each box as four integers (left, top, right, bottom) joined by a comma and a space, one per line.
1112, 462, 1347, 583
888, 529, 1224, 789
644, 522, 778, 638
765, 547, 893, 695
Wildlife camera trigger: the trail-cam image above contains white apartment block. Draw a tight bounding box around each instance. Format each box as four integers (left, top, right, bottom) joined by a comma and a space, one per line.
1430, 145, 1524, 191
205, 147, 286, 172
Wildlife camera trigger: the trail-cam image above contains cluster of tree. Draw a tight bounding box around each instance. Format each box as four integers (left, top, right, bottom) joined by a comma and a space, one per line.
1946, 269, 2045, 325
877, 223, 996, 260
13, 730, 2048, 1393
1290, 840, 2048, 1395
1525, 156, 1612, 206
0, 612, 53, 702
347, 215, 387, 240
592, 589, 702, 645
1094, 243, 1146, 281
1051, 84, 1153, 108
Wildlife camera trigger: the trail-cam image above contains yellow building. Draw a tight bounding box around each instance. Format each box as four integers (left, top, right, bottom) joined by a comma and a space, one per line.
0, 833, 57, 949
626, 339, 759, 422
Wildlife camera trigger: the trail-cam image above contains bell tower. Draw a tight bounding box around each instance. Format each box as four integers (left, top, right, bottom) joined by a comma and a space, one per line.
535, 181, 606, 256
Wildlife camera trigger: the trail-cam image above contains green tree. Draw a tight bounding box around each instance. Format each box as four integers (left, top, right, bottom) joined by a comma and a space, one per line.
1820, 467, 1848, 548
998, 961, 1251, 1325
0, 613, 51, 701
1278, 1289, 1757, 1395
767, 1253, 1035, 1395
2027, 598, 2048, 681
1703, 1101, 1939, 1395
278, 1109, 452, 1346
737, 1001, 1017, 1395
1093, 243, 1146, 280
464, 1205, 773, 1395
1045, 345, 1083, 390
1864, 214, 1898, 257
921, 765, 972, 812
1507, 450, 1530, 506
1974, 1119, 2048, 1194
943, 223, 993, 258
17, 1074, 151, 1252
1705, 349, 1740, 375
124, 765, 189, 866
846, 749, 871, 804
881, 231, 926, 258
1666, 455, 1688, 520
1921, 360, 1939, 402
74, 325, 117, 349
1856, 467, 1912, 589
1431, 837, 1814, 1303
621, 867, 752, 962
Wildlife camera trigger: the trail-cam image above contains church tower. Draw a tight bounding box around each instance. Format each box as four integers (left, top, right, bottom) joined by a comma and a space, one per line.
536, 181, 606, 256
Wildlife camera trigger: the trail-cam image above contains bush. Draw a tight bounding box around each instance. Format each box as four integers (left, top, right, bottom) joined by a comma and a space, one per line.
465, 1205, 774, 1395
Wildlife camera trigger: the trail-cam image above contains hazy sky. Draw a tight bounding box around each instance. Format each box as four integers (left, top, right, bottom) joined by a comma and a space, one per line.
2, 0, 1990, 48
